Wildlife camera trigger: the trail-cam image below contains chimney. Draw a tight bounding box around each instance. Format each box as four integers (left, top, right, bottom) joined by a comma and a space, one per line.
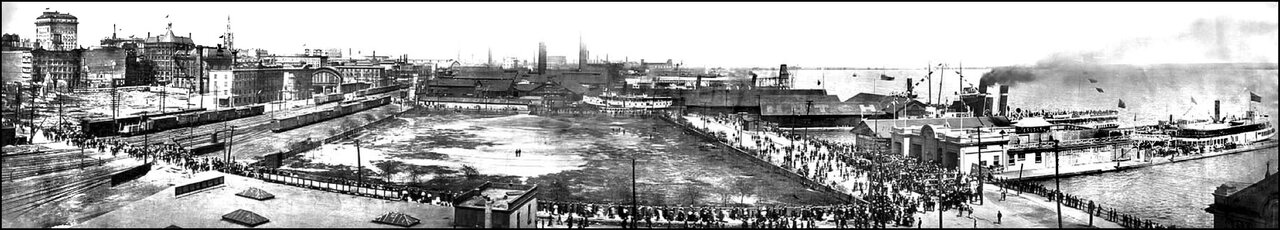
537, 42, 547, 74
999, 85, 1009, 116
1214, 100, 1221, 123
907, 78, 914, 97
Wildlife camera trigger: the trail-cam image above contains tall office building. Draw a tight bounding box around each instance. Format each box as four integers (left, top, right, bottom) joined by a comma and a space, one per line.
34, 10, 78, 51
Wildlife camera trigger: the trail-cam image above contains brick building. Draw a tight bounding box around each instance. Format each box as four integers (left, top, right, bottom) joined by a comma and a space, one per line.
31, 48, 84, 91
34, 10, 78, 51
228, 67, 314, 106
141, 26, 198, 90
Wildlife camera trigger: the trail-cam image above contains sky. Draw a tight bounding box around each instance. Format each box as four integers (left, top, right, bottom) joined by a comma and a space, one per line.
2, 2, 1277, 68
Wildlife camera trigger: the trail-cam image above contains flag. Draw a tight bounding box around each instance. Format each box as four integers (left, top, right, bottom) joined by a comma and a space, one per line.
1251, 92, 1262, 102
1118, 99, 1126, 109
1190, 97, 1197, 104
165, 14, 170, 18
817, 80, 821, 85
1095, 88, 1105, 93
1088, 78, 1098, 83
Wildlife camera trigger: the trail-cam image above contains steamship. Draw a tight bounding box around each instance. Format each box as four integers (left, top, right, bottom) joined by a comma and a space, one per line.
582, 92, 674, 110
1131, 100, 1276, 148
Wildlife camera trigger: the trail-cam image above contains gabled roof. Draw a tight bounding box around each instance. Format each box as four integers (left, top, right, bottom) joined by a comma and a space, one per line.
1013, 117, 1053, 127
854, 117, 999, 138
513, 82, 543, 92
235, 187, 275, 201
556, 78, 591, 94
476, 80, 513, 92
429, 78, 477, 87
222, 209, 269, 227
372, 212, 420, 227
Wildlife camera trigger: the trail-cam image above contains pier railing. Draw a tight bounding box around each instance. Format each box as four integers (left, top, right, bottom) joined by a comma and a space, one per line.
420, 96, 532, 105
991, 177, 1175, 229
1007, 136, 1129, 150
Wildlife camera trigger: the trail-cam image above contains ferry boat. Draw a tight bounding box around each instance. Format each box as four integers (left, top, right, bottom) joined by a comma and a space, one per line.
1131, 116, 1275, 148
582, 92, 674, 110
1131, 100, 1276, 150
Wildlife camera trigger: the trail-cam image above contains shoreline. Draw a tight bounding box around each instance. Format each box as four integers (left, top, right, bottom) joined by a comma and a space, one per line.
996, 140, 1279, 182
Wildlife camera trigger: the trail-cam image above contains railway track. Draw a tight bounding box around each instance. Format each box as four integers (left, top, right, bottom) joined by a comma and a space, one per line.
1, 163, 121, 217
2, 152, 109, 181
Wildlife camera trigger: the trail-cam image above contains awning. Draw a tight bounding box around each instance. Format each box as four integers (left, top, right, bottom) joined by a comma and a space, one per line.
222, 209, 270, 227
373, 212, 421, 227
235, 187, 276, 201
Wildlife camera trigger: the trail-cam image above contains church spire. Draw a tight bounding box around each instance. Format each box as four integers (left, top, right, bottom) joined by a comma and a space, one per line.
223, 15, 234, 51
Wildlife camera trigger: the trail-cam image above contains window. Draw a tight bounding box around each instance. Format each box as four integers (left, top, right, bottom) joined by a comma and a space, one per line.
1035, 153, 1042, 163
1008, 154, 1015, 165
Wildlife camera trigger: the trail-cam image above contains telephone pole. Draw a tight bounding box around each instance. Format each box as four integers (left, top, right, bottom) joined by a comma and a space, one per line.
1055, 140, 1062, 228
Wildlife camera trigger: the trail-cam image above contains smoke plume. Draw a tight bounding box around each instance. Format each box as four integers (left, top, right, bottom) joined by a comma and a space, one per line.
977, 67, 1036, 93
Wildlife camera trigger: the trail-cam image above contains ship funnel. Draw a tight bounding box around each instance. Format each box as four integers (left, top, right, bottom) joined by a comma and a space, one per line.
1215, 100, 1221, 123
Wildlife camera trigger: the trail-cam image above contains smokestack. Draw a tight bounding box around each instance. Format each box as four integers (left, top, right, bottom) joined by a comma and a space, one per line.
1214, 100, 1221, 123
907, 78, 914, 97
537, 42, 547, 74
779, 64, 790, 88
579, 34, 588, 71
695, 75, 703, 90
999, 85, 1009, 116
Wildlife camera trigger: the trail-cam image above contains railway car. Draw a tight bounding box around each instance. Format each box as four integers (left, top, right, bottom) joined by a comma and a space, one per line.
178, 113, 201, 127
215, 109, 236, 122
150, 115, 180, 131
317, 110, 333, 121
271, 116, 298, 132
81, 118, 119, 137
234, 106, 251, 119
118, 120, 153, 136
249, 105, 266, 116
196, 110, 218, 124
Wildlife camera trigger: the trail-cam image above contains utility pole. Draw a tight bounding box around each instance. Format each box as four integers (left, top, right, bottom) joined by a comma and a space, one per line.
1055, 140, 1062, 229
356, 139, 363, 194
805, 100, 813, 140
631, 157, 638, 229
226, 125, 235, 169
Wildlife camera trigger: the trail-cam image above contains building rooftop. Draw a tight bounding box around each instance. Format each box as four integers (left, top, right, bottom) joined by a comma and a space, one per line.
858, 117, 999, 138
453, 182, 537, 212
37, 11, 78, 20
77, 172, 452, 228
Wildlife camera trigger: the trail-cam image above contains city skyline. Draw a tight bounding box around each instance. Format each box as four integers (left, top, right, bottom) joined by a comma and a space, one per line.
3, 2, 1278, 68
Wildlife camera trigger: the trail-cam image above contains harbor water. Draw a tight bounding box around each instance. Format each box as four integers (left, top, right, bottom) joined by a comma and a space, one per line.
1031, 147, 1278, 228
771, 65, 1277, 228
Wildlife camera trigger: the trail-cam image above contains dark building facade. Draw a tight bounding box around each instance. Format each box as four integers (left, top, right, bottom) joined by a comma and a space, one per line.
31, 48, 84, 91
142, 27, 198, 90
229, 67, 314, 106
1205, 173, 1279, 229
82, 46, 153, 88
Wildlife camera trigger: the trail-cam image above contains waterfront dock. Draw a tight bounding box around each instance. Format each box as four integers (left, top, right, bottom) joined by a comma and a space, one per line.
995, 140, 1279, 182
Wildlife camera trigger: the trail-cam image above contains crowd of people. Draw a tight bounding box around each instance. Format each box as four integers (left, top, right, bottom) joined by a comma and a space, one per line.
993, 177, 1175, 229
551, 112, 990, 228
538, 201, 915, 229
1005, 109, 1119, 121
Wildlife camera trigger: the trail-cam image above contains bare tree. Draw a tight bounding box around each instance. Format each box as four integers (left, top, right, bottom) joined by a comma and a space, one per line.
460, 164, 480, 179
677, 184, 705, 206
731, 177, 755, 204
